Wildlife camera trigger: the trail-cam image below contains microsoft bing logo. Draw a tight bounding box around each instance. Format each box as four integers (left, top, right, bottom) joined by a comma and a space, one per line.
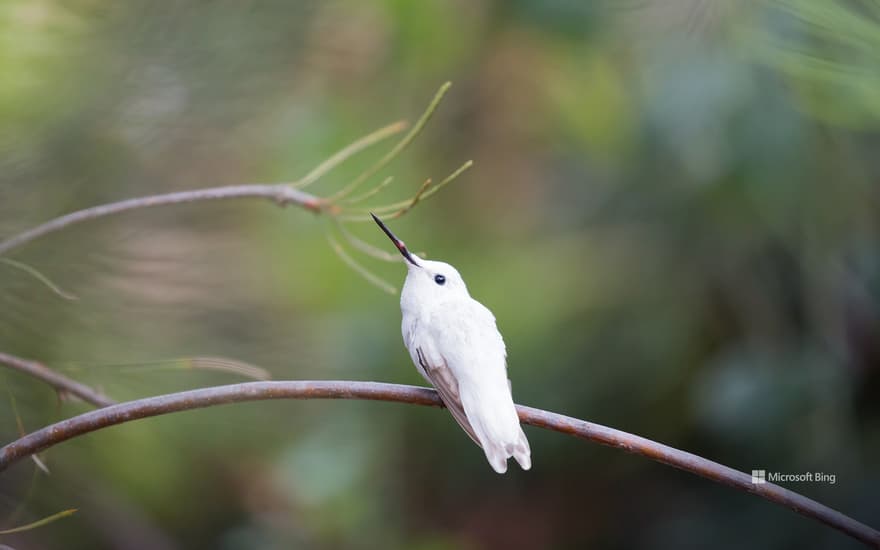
749, 469, 836, 484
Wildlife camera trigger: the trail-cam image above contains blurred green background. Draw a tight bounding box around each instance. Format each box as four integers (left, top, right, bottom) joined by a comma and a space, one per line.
1, 1, 879, 548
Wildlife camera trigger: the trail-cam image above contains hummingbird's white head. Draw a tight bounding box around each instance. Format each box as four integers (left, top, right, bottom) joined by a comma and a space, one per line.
401, 256, 468, 304
371, 214, 470, 307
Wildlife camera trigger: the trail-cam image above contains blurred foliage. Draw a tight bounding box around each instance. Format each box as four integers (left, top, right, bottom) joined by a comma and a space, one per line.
1, 1, 879, 549
745, 0, 880, 128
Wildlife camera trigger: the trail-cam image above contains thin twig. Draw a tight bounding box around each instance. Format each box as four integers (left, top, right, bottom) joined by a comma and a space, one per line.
332, 218, 402, 262
184, 357, 272, 380
373, 160, 473, 213
68, 357, 273, 380
329, 82, 453, 202
7, 390, 50, 474
54, 357, 269, 380
340, 160, 473, 221
294, 121, 407, 190
0, 352, 115, 408
326, 235, 397, 294
0, 258, 78, 300
0, 381, 876, 547
386, 178, 432, 220
0, 185, 322, 257
342, 176, 395, 204
0, 508, 77, 534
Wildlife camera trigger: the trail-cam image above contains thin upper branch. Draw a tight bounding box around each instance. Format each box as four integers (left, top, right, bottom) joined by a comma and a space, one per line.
0, 185, 322, 257
0, 352, 115, 408
0, 381, 876, 547
0, 83, 465, 296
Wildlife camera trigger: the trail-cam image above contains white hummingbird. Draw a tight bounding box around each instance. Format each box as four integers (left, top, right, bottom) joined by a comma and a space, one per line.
372, 213, 531, 474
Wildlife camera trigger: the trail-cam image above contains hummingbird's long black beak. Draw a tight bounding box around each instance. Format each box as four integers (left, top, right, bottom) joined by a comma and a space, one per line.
371, 213, 420, 267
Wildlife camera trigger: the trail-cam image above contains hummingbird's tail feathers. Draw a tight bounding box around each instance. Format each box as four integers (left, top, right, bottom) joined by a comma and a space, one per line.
485, 445, 509, 474
482, 435, 530, 474
472, 411, 531, 474
456, 380, 532, 474
510, 427, 531, 470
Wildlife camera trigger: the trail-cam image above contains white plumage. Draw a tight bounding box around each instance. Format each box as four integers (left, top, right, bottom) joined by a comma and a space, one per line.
372, 214, 531, 473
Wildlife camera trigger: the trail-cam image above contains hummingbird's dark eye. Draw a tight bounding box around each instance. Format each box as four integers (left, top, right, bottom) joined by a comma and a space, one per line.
434, 274, 446, 286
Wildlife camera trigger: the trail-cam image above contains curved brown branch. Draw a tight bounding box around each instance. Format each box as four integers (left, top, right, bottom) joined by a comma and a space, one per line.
0, 352, 115, 408
0, 381, 876, 547
0, 185, 322, 257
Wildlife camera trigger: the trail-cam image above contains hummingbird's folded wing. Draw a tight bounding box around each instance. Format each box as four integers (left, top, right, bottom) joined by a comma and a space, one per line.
415, 345, 481, 446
